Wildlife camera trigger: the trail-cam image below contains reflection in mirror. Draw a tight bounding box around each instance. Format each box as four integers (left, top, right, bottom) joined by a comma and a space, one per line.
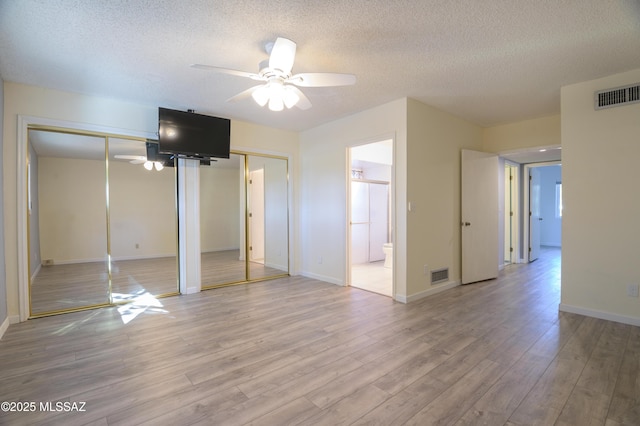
108, 138, 178, 301
247, 155, 289, 280
28, 129, 110, 314
200, 154, 246, 286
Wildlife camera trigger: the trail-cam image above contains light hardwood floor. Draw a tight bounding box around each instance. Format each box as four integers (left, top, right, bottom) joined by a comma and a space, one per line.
30, 250, 287, 315
2, 248, 639, 425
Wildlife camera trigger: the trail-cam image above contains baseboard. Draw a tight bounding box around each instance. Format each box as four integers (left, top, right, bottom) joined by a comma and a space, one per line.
401, 280, 461, 303
300, 271, 344, 286
43, 254, 177, 265
0, 316, 10, 340
265, 261, 288, 271
559, 303, 640, 327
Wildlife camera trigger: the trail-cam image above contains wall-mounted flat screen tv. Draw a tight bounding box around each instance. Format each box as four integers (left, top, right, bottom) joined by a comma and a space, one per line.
158, 107, 230, 160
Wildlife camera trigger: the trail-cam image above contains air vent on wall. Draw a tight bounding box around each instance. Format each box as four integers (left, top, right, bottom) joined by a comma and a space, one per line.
431, 268, 449, 284
595, 83, 640, 110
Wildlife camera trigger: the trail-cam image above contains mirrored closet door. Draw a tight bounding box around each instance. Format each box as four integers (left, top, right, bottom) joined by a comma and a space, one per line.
28, 128, 179, 317
200, 152, 289, 288
108, 138, 179, 302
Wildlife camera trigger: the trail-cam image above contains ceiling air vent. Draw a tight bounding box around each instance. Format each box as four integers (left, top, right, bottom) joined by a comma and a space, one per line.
595, 83, 640, 110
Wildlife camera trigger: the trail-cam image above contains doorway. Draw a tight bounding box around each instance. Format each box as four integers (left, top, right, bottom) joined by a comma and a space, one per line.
348, 139, 394, 297
524, 162, 562, 262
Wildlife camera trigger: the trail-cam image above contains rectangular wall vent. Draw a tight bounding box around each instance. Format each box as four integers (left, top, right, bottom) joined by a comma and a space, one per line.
431, 268, 449, 284
595, 83, 640, 110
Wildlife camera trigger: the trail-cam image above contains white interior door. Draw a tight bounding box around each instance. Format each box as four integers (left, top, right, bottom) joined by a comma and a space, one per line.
529, 167, 541, 262
249, 169, 265, 263
461, 149, 499, 284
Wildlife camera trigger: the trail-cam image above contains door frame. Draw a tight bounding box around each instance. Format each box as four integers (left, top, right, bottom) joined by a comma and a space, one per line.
523, 161, 561, 264
503, 161, 520, 266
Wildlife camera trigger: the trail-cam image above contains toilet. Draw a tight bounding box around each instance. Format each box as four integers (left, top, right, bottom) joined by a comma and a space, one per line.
383, 243, 393, 268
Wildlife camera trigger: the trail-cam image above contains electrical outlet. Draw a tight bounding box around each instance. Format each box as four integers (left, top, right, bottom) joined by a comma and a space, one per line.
318, 256, 323, 264
627, 284, 639, 298
135, 243, 139, 249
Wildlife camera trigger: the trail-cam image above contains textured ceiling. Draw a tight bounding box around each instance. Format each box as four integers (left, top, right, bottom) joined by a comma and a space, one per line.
1, 0, 640, 132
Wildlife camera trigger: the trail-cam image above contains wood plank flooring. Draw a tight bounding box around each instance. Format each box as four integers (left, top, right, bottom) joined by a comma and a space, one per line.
30, 250, 286, 315
2, 247, 639, 425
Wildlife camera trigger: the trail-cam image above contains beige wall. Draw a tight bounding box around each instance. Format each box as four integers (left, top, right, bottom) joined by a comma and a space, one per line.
38, 157, 108, 262
299, 99, 408, 298
483, 114, 560, 154
560, 68, 640, 325
299, 97, 484, 301
406, 99, 483, 298
200, 166, 242, 252
3, 82, 298, 319
38, 157, 177, 263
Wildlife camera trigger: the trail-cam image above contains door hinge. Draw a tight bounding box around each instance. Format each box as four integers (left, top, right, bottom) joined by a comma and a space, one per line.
510, 211, 513, 217
249, 179, 252, 184
249, 213, 252, 217
528, 247, 532, 252
510, 247, 513, 252
249, 246, 253, 251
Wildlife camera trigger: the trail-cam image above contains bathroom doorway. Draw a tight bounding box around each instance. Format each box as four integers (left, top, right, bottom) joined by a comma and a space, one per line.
348, 139, 393, 297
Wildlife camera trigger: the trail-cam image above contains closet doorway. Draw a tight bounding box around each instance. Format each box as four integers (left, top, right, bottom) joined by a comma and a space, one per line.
348, 139, 394, 297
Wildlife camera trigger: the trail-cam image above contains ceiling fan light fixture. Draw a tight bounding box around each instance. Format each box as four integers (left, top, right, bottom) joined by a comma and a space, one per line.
268, 94, 284, 111
143, 161, 153, 171
154, 162, 164, 171
283, 85, 300, 109
252, 85, 270, 107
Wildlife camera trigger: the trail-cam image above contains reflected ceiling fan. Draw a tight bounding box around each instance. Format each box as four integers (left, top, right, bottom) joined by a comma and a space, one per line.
114, 155, 146, 164
191, 37, 356, 111
113, 155, 164, 170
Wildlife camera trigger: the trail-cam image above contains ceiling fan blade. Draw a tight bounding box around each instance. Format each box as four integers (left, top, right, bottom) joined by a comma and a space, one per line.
288, 86, 312, 110
269, 37, 296, 74
114, 154, 146, 161
226, 85, 263, 103
288, 72, 356, 87
190, 64, 263, 81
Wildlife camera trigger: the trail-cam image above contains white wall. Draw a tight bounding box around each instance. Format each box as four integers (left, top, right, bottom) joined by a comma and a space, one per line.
561, 68, 640, 325
299, 99, 408, 298
3, 82, 298, 319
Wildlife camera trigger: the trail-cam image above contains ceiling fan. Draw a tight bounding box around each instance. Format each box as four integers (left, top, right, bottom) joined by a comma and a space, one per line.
191, 37, 356, 111
114, 155, 164, 170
